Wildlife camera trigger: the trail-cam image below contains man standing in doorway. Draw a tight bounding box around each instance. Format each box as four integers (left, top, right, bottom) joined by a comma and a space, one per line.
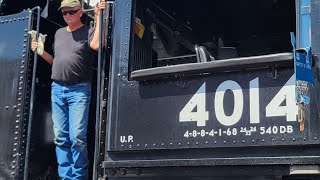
31, 0, 106, 179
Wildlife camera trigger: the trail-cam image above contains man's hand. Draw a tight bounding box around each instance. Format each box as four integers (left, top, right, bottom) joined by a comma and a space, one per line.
94, 0, 106, 16
31, 39, 38, 52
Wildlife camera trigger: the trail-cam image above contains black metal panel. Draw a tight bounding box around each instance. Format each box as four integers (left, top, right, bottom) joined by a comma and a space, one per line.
105, 0, 133, 152
103, 0, 320, 176
0, 11, 32, 179
110, 68, 320, 151
104, 145, 320, 168
103, 0, 320, 162
105, 165, 291, 178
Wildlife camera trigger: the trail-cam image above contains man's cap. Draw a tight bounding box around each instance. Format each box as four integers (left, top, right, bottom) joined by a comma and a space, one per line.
59, 0, 81, 10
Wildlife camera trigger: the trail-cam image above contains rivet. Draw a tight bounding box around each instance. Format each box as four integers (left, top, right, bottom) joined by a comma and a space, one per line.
262, 139, 265, 142
161, 143, 164, 146
129, 145, 132, 148
282, 138, 285, 141
145, 144, 148, 147
303, 138, 306, 141
292, 138, 296, 141
153, 144, 156, 146
136, 169, 142, 175
187, 142, 190, 145
272, 138, 275, 141
214, 141, 217, 144
223, 141, 226, 144
242, 140, 245, 143
233, 141, 236, 144
121, 144, 124, 147
195, 142, 199, 145
205, 141, 208, 144
118, 73, 121, 77
11, 172, 15, 176
252, 140, 255, 143
137, 144, 140, 147
178, 143, 181, 146
6, 106, 9, 109
315, 137, 318, 140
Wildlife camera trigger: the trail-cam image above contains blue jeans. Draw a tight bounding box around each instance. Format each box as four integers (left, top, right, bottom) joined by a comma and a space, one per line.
51, 81, 91, 180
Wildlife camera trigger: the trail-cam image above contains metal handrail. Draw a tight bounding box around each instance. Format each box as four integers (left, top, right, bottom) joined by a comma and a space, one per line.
24, 6, 41, 180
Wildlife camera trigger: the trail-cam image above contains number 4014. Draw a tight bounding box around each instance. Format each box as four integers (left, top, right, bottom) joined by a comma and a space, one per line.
179, 75, 297, 127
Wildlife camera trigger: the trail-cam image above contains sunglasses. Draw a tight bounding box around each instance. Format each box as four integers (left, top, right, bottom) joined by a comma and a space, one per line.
62, 9, 80, 16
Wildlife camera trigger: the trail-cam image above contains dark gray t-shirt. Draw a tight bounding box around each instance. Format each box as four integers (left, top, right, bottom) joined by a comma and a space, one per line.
51, 25, 94, 84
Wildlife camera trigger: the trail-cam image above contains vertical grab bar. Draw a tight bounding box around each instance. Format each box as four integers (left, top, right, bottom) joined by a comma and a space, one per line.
24, 6, 41, 180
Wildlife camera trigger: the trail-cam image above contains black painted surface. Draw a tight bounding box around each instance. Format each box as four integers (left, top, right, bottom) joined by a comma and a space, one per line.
102, 0, 320, 177
0, 11, 32, 179
105, 0, 320, 153
111, 68, 320, 151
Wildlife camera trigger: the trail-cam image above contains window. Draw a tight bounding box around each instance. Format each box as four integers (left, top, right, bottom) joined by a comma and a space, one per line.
130, 0, 295, 75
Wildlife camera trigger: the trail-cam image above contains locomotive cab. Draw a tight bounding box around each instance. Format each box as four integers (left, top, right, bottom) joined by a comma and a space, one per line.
1, 0, 320, 179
